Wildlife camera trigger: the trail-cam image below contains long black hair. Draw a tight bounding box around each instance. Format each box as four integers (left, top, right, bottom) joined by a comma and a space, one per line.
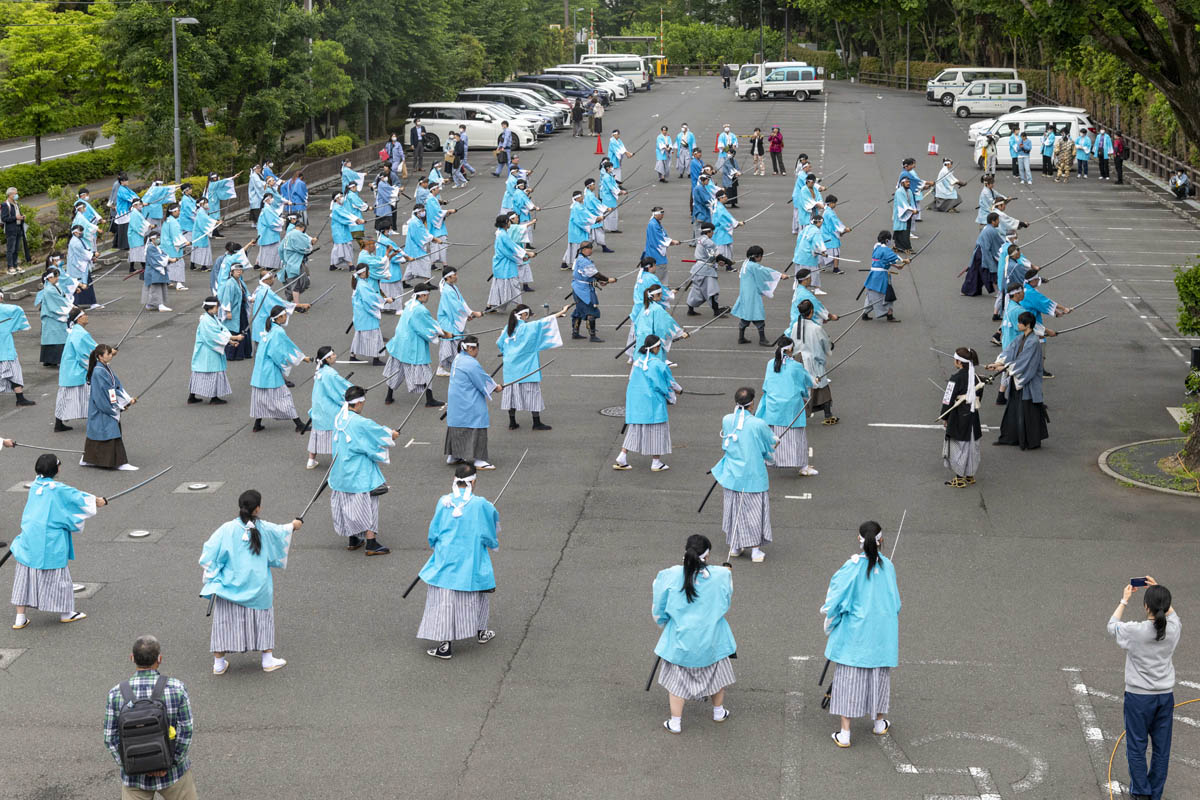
506, 304, 531, 336
238, 489, 263, 556
774, 337, 794, 373
859, 520, 882, 578
1145, 584, 1172, 641
641, 285, 659, 309
265, 304, 286, 332
682, 533, 712, 603
86, 343, 115, 382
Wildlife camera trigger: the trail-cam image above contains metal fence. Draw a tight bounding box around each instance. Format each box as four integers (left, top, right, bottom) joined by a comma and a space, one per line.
857, 71, 920, 91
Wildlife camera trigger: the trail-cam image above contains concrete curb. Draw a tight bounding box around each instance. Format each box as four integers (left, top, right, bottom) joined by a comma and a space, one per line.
1097, 437, 1200, 499
1122, 164, 1200, 232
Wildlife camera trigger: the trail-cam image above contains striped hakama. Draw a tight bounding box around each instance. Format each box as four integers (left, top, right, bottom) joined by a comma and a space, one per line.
769, 426, 808, 468
0, 359, 24, 392
819, 247, 841, 269
714, 244, 733, 261
444, 427, 488, 462
429, 241, 448, 265
722, 488, 772, 550
486, 277, 521, 310
128, 245, 146, 264
933, 196, 962, 212
307, 428, 333, 454
209, 596, 275, 653
383, 357, 431, 393
438, 339, 460, 369
190, 246, 213, 268
517, 260, 533, 284
501, 382, 544, 412
657, 657, 736, 701
55, 385, 89, 421
560, 242, 581, 269
402, 255, 431, 282
10, 563, 74, 615
250, 386, 297, 419
380, 280, 405, 299
256, 243, 281, 270
167, 259, 186, 283
622, 422, 671, 455
591, 227, 607, 247
603, 209, 619, 232
141, 283, 167, 307
791, 207, 801, 235
330, 490, 379, 537
188, 370, 232, 398
655, 158, 669, 178
417, 585, 490, 641
330, 242, 355, 268
350, 328, 384, 359
829, 664, 891, 718
943, 437, 980, 477
686, 277, 720, 307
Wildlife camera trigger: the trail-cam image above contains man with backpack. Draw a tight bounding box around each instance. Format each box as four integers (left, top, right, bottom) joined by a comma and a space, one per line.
104, 635, 196, 799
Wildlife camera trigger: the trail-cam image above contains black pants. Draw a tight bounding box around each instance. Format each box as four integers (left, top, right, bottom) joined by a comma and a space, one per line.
770, 152, 785, 174
1097, 157, 1110, 179
1011, 158, 1019, 177
894, 226, 911, 252
1114, 156, 1124, 183
4, 230, 19, 267
414, 143, 424, 170
722, 77, 730, 88
249, 208, 261, 224
1041, 154, 1052, 174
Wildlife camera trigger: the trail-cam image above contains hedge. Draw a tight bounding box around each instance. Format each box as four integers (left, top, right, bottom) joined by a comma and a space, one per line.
306, 135, 355, 159
790, 48, 850, 77
0, 150, 119, 197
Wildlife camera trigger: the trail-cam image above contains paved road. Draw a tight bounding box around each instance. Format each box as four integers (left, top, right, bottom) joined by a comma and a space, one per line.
0, 81, 1197, 800
0, 129, 113, 169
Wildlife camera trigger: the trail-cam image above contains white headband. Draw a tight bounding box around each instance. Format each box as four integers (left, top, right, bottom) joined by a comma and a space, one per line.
858, 531, 884, 546
953, 353, 979, 412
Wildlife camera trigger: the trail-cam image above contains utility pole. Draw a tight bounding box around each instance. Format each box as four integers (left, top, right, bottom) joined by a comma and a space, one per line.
904, 21, 910, 91
758, 0, 764, 63
363, 65, 369, 144
305, 0, 313, 145
563, 0, 569, 29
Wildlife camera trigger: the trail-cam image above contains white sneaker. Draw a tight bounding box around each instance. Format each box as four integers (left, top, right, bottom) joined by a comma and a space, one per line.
156, 304, 173, 312
435, 367, 451, 377
117, 464, 139, 471
799, 465, 819, 476
813, 288, 827, 296
305, 458, 318, 470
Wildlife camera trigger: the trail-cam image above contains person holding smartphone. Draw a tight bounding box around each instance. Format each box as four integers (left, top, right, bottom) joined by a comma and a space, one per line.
1108, 577, 1180, 800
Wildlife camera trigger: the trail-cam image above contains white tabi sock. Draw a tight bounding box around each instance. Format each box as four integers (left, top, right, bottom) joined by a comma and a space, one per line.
14, 613, 27, 626
262, 653, 286, 669
835, 730, 850, 745
213, 656, 227, 671
873, 718, 888, 734
751, 547, 765, 559
668, 716, 682, 732
615, 451, 628, 466
712, 705, 725, 721
651, 458, 664, 469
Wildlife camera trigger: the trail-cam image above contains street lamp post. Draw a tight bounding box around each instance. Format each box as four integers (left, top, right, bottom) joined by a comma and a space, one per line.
572, 7, 583, 62
171, 17, 198, 183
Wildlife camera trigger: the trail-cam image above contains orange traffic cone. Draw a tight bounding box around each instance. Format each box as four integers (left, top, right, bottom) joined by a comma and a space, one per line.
863, 133, 875, 155
927, 135, 939, 156
595, 136, 604, 155
713, 135, 720, 154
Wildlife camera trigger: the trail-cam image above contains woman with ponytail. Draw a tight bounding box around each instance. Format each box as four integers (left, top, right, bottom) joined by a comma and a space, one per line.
940, 347, 984, 487
416, 463, 500, 660
711, 386, 777, 563
249, 305, 311, 433
821, 521, 901, 748
200, 489, 303, 675
756, 337, 817, 477
82, 344, 137, 470
53, 307, 95, 432
305, 346, 352, 469
188, 295, 243, 405
614, 335, 674, 472
496, 303, 569, 431
652, 533, 736, 734
35, 267, 71, 367
1108, 577, 1180, 800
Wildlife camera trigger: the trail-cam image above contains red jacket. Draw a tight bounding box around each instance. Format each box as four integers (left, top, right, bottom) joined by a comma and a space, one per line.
768, 132, 784, 153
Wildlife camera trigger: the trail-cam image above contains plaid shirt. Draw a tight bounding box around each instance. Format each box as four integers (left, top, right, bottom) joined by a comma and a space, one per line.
103, 670, 194, 791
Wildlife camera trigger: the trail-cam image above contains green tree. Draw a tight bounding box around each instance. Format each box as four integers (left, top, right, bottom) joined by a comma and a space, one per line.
306, 39, 355, 139
0, 5, 104, 164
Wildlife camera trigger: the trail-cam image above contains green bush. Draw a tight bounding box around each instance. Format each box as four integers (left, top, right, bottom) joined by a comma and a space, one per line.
0, 150, 118, 197
306, 135, 354, 159
790, 48, 852, 77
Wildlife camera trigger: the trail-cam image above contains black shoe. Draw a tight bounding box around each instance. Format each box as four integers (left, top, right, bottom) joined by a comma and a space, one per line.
15, 395, 35, 406
991, 313, 1002, 321
686, 307, 700, 316
995, 393, 1007, 406
348, 356, 365, 362
560, 262, 571, 271
589, 334, 604, 343
209, 396, 227, 404
371, 357, 384, 366
346, 535, 363, 550
611, 230, 623, 234
737, 336, 750, 344
329, 264, 339, 271
508, 420, 520, 430
861, 313, 872, 321
427, 641, 452, 659
365, 539, 390, 556
285, 380, 295, 388
571, 331, 586, 340
187, 394, 203, 404
758, 338, 772, 347
601, 246, 615, 253
715, 306, 730, 316
425, 396, 444, 407
54, 419, 72, 432
1042, 369, 1054, 379
885, 314, 901, 323
532, 421, 552, 431
830, 267, 844, 275
522, 283, 534, 292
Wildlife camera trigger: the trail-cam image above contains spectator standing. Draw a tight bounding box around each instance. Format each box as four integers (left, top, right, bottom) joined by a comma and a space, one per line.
1093, 127, 1115, 180
1107, 578, 1180, 800
104, 635, 197, 800
409, 118, 426, 171
571, 99, 585, 138
2, 188, 25, 274
591, 95, 605, 137
748, 128, 766, 176
768, 127, 784, 175
1113, 131, 1126, 184
1016, 132, 1033, 185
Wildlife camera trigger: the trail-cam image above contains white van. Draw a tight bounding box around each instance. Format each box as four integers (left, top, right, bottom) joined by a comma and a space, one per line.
556, 62, 633, 93
953, 79, 1027, 117
926, 67, 1019, 106
405, 102, 539, 153
579, 54, 650, 90
735, 62, 822, 101
971, 110, 1097, 169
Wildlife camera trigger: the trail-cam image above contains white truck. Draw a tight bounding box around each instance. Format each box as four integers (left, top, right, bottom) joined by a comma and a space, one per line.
735, 62, 824, 101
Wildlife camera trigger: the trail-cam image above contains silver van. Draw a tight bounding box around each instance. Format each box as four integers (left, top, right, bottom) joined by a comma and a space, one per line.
926, 67, 1019, 106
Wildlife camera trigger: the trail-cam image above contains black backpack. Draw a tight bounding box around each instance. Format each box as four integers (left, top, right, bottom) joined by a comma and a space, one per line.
117, 676, 174, 775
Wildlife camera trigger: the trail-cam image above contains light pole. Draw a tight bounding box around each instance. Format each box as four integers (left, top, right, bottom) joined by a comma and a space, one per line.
758, 0, 764, 63
572, 7, 583, 61
171, 16, 198, 183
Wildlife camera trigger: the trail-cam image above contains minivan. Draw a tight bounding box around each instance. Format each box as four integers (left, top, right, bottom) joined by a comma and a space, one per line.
578, 55, 650, 90
546, 66, 628, 99
519, 74, 611, 104
456, 87, 567, 130
953, 79, 1027, 118
926, 67, 1019, 106
405, 102, 538, 153
970, 110, 1097, 169
487, 82, 573, 111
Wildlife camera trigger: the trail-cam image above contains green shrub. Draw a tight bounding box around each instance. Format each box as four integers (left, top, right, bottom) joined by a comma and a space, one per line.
306, 135, 354, 159
0, 150, 118, 196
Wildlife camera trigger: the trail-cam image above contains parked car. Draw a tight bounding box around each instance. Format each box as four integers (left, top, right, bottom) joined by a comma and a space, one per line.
971, 109, 1096, 169
488, 81, 573, 111
925, 67, 1019, 106
404, 102, 538, 152
457, 87, 568, 129
547, 66, 628, 99
578, 54, 651, 90
953, 79, 1027, 118
476, 102, 552, 139
967, 106, 1090, 144
570, 61, 635, 93
518, 73, 612, 104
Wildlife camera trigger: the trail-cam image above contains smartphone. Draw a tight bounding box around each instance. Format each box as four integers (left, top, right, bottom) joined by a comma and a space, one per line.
1130, 577, 1148, 587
